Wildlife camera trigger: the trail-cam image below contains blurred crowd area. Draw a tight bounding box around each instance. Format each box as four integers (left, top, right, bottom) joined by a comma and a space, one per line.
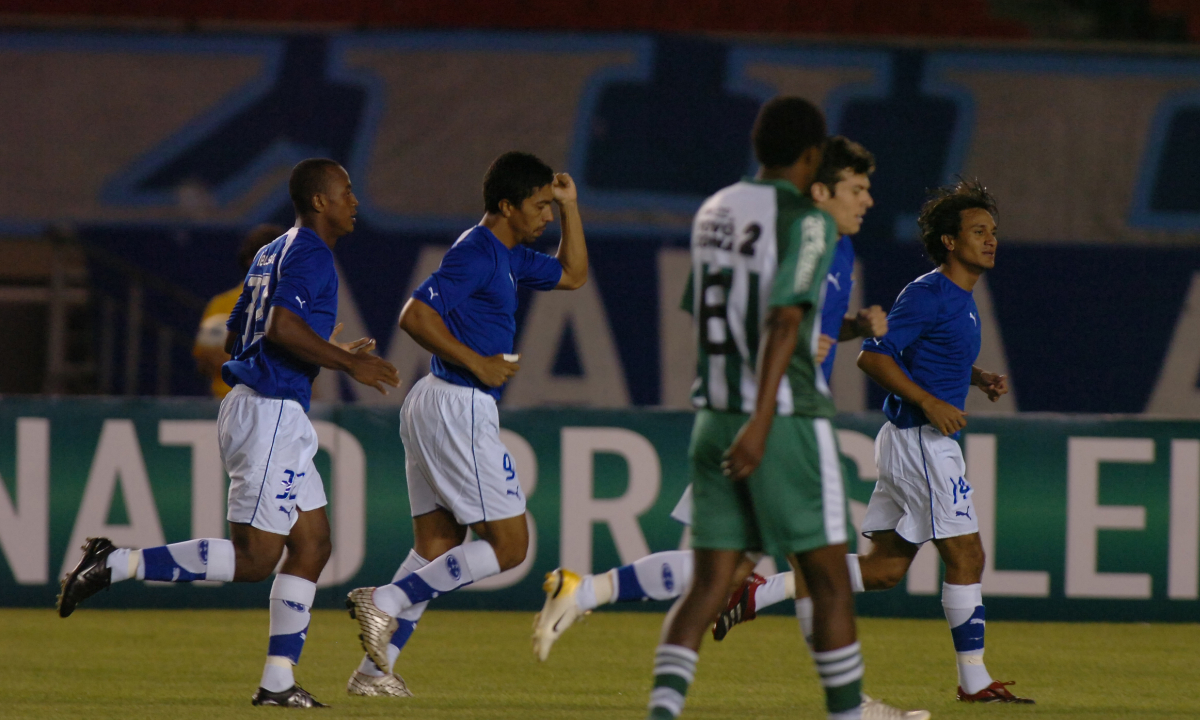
3, 0, 1198, 42
1, 0, 1199, 415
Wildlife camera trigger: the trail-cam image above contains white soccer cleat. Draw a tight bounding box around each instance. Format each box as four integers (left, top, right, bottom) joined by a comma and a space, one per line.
531, 568, 585, 662
861, 697, 931, 720
346, 587, 398, 672
346, 669, 414, 698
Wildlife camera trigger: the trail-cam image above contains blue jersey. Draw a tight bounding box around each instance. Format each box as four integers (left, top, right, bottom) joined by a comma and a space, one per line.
818, 235, 856, 384
860, 269, 980, 429
223, 227, 338, 411
413, 225, 562, 400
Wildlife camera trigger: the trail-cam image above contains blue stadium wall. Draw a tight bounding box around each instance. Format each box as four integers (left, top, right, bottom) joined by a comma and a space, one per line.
6, 31, 1200, 415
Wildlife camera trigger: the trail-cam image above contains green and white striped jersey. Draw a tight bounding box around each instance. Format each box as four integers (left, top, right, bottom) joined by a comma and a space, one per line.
682, 178, 840, 418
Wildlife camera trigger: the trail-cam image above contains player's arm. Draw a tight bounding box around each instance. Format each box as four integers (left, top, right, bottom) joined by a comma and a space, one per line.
838, 306, 887, 341
551, 173, 587, 290
398, 297, 518, 387
971, 365, 1009, 402
857, 351, 965, 436
265, 306, 399, 394
723, 304, 804, 480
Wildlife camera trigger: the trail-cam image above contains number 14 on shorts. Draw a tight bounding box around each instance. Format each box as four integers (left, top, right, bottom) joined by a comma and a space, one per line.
952, 476, 971, 505
503, 454, 520, 498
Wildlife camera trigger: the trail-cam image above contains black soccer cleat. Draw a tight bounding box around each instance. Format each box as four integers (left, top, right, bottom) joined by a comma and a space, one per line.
57, 537, 116, 618
251, 684, 329, 708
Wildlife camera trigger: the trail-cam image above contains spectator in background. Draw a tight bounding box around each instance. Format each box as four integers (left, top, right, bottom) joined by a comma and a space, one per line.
193, 224, 284, 398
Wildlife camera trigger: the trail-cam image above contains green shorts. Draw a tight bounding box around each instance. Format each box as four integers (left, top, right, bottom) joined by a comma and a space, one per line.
688, 409, 851, 556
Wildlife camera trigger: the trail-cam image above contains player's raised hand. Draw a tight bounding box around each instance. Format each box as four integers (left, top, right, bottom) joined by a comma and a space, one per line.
551, 173, 577, 205
472, 354, 520, 388
854, 305, 888, 338
348, 353, 401, 395
722, 418, 770, 481
329, 322, 376, 354
975, 371, 1009, 402
920, 396, 967, 436
814, 334, 836, 365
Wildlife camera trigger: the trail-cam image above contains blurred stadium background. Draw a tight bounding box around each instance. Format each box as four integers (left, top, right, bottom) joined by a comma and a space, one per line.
1, 0, 1199, 630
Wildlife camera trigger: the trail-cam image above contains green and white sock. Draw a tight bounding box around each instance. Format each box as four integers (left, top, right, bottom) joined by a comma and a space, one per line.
812, 641, 864, 718
647, 644, 698, 719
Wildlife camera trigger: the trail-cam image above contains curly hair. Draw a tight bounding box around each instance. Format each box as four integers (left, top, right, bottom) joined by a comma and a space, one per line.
751, 96, 827, 169
917, 178, 997, 265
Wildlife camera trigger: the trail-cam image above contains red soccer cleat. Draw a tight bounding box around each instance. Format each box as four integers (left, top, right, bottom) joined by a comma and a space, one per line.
712, 573, 766, 641
957, 681, 1035, 704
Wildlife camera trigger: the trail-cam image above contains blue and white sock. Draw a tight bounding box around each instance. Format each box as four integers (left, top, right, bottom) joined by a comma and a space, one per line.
943, 582, 993, 694
106, 539, 235, 583
357, 549, 430, 677
372, 540, 500, 617
795, 596, 814, 648
261, 574, 316, 693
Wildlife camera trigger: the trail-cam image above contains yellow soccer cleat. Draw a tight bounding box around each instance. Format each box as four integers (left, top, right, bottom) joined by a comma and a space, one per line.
531, 568, 585, 662
346, 668, 415, 697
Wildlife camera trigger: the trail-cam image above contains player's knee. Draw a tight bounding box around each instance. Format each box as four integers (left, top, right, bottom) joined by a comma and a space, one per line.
874, 561, 909, 590
947, 544, 984, 578
236, 553, 279, 583
494, 540, 527, 571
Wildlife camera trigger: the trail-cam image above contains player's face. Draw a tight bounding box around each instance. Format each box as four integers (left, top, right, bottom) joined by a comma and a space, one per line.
508, 184, 556, 244
320, 166, 358, 236
816, 171, 873, 236
948, 207, 997, 271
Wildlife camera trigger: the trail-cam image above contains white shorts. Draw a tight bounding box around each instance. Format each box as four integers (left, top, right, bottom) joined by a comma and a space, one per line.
862, 422, 977, 545
401, 374, 525, 525
670, 484, 693, 526
219, 384, 327, 535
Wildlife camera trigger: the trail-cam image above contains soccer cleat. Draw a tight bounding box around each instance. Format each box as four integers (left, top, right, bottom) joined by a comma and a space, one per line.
531, 568, 584, 661
346, 669, 414, 697
957, 680, 1035, 704
346, 587, 398, 672
861, 697, 931, 719
57, 537, 116, 618
251, 684, 328, 708
712, 572, 766, 641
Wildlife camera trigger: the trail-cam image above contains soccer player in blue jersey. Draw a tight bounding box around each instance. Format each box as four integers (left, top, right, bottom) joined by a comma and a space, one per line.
345, 151, 588, 696
530, 136, 888, 663
857, 179, 1027, 704
57, 158, 401, 708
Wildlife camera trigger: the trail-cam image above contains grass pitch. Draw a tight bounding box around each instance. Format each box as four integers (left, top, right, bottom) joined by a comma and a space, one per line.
1, 608, 1196, 719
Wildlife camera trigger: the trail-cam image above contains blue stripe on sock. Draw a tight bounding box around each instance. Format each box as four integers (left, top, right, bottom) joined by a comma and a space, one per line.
141, 546, 204, 582
395, 573, 438, 605
616, 564, 646, 602
950, 606, 986, 652
267, 623, 309, 664
390, 619, 418, 652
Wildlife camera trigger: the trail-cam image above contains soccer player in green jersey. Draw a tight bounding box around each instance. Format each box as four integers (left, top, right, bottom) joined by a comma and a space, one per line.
644, 97, 928, 720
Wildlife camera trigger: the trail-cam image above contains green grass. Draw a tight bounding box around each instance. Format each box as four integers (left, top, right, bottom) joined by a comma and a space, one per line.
1, 609, 1196, 719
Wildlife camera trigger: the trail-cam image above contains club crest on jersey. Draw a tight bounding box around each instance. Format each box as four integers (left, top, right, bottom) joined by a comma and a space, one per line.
446, 555, 462, 581
661, 563, 675, 592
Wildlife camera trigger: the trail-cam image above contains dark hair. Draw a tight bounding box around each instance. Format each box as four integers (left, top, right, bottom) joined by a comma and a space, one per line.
814, 136, 875, 192
238, 223, 285, 272
289, 158, 341, 215
751, 96, 827, 169
483, 152, 555, 214
917, 178, 998, 265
